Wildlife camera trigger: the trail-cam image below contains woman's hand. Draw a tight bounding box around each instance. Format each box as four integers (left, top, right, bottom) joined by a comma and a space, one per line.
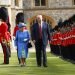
24, 39, 28, 42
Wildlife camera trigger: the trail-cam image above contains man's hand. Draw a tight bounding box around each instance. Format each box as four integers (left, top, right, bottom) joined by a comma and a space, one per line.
33, 40, 36, 44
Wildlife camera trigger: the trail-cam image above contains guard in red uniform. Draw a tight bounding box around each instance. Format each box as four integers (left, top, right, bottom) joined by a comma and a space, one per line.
70, 24, 75, 60
55, 27, 62, 56
51, 30, 57, 54
51, 26, 62, 56
61, 28, 68, 59
0, 7, 10, 64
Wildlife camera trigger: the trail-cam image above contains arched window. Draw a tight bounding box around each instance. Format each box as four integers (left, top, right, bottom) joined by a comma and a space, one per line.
35, 0, 46, 6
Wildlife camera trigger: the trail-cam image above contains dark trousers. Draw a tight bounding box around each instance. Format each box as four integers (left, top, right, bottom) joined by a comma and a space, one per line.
71, 44, 75, 61
1, 43, 10, 64
50, 44, 54, 53
35, 39, 47, 66
61, 46, 68, 59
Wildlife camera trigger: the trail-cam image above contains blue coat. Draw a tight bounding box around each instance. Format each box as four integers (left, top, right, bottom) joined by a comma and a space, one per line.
15, 30, 30, 58
32, 21, 50, 46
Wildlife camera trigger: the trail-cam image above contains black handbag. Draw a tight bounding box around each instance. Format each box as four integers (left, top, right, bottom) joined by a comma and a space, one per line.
28, 42, 32, 48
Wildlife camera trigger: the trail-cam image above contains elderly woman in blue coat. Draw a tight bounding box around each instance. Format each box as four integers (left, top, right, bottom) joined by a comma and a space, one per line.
15, 23, 30, 67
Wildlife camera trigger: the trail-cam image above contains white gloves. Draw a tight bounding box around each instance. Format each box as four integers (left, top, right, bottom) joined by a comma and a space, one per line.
24, 39, 28, 42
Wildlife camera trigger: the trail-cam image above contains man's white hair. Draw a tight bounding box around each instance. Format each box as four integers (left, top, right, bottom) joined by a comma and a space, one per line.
37, 15, 42, 20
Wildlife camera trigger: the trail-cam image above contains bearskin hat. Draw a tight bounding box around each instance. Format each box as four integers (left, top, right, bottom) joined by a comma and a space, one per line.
0, 7, 8, 22
16, 12, 24, 24
54, 26, 59, 31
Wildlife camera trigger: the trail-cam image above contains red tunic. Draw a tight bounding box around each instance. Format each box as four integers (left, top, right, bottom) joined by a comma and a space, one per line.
61, 32, 68, 46
52, 32, 59, 45
13, 25, 19, 36
0, 26, 2, 43
71, 28, 75, 44
0, 22, 8, 42
55, 32, 62, 45
68, 30, 72, 45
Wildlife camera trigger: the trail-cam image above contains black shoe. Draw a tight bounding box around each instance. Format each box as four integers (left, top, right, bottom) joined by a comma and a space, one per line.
5, 63, 9, 64
43, 65, 48, 67
2, 62, 9, 64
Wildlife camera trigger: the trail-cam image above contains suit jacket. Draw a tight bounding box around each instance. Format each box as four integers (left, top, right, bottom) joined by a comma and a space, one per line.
32, 21, 50, 46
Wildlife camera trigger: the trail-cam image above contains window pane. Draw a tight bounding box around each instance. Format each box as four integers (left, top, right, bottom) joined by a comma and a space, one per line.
41, 0, 46, 6
74, 0, 75, 5
15, 0, 19, 6
35, 0, 40, 6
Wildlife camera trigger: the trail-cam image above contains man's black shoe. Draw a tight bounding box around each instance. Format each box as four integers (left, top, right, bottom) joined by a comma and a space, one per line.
43, 65, 48, 67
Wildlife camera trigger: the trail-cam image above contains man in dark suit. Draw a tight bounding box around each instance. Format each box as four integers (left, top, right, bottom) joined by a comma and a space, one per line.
31, 15, 50, 67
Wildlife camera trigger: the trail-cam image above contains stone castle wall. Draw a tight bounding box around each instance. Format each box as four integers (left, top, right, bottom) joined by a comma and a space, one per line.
48, 0, 72, 8
23, 0, 75, 27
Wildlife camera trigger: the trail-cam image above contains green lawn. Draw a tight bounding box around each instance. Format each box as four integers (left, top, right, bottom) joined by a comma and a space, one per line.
0, 52, 75, 75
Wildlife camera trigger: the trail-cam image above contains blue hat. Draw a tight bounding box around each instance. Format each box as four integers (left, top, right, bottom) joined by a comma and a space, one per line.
18, 23, 26, 28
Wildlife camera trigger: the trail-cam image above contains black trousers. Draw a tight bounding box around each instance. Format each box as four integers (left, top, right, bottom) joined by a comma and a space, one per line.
1, 43, 10, 64
50, 44, 54, 53
35, 39, 47, 66
71, 44, 75, 61
61, 46, 68, 59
